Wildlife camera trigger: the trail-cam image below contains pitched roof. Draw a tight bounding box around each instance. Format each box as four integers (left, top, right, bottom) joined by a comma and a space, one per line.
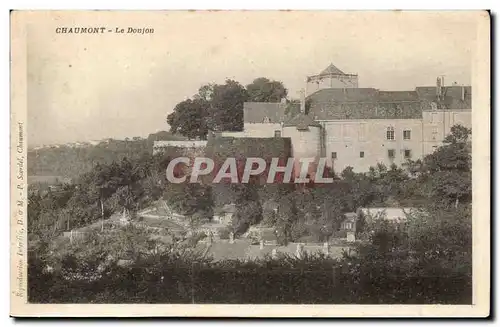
243, 102, 285, 124
319, 63, 346, 76
283, 113, 322, 129
416, 86, 472, 110
284, 102, 301, 120
243, 85, 472, 123
308, 88, 379, 103
358, 207, 416, 221
378, 91, 420, 102
306, 88, 423, 120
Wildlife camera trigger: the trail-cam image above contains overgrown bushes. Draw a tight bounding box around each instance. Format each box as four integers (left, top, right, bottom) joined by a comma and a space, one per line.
28, 246, 471, 304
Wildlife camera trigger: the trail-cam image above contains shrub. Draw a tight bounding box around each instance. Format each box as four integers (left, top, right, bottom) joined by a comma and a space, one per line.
290, 222, 308, 241
217, 227, 230, 240
187, 231, 206, 247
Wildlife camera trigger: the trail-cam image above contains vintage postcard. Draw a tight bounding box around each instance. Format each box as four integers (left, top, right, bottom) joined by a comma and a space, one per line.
10, 10, 490, 317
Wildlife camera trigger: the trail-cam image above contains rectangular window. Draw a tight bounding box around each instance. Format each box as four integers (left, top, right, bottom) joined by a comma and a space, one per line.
331, 152, 337, 159
431, 113, 438, 123
388, 149, 395, 158
404, 149, 412, 158
360, 151, 364, 158
274, 130, 281, 137
403, 130, 411, 140
386, 128, 395, 140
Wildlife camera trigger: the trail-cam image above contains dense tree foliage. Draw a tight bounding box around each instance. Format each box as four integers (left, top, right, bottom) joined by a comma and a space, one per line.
163, 182, 214, 230
207, 80, 249, 132
231, 184, 263, 235
28, 153, 171, 243
246, 77, 288, 102
166, 77, 289, 138
167, 79, 249, 138
166, 98, 210, 140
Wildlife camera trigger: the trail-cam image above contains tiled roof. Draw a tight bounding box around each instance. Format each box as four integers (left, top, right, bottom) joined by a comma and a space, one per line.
308, 101, 422, 120
308, 88, 379, 103
243, 102, 285, 124
416, 86, 472, 110
378, 91, 420, 102
283, 113, 322, 129
306, 88, 423, 120
243, 85, 472, 123
358, 207, 416, 221
319, 63, 346, 76
284, 102, 301, 119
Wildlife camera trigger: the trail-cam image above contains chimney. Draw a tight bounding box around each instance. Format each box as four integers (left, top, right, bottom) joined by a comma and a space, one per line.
461, 86, 465, 101
259, 240, 264, 250
436, 77, 442, 99
300, 89, 306, 114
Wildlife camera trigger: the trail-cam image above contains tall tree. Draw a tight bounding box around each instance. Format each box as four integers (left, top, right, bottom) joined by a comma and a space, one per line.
164, 183, 213, 229
167, 80, 248, 136
194, 83, 215, 102
420, 125, 472, 208
246, 77, 288, 102
207, 79, 249, 132
231, 184, 262, 235
167, 98, 210, 140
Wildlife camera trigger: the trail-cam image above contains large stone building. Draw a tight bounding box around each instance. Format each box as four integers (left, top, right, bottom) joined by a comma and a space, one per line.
222, 64, 472, 173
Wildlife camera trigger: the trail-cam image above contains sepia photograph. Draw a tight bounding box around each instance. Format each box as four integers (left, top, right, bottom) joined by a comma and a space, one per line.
10, 10, 490, 317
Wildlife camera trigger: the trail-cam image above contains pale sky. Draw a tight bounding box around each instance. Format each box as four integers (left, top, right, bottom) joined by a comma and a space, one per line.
27, 11, 478, 146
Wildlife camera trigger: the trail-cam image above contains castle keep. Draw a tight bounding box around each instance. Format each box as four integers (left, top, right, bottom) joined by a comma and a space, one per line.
155, 64, 472, 173
220, 64, 472, 173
